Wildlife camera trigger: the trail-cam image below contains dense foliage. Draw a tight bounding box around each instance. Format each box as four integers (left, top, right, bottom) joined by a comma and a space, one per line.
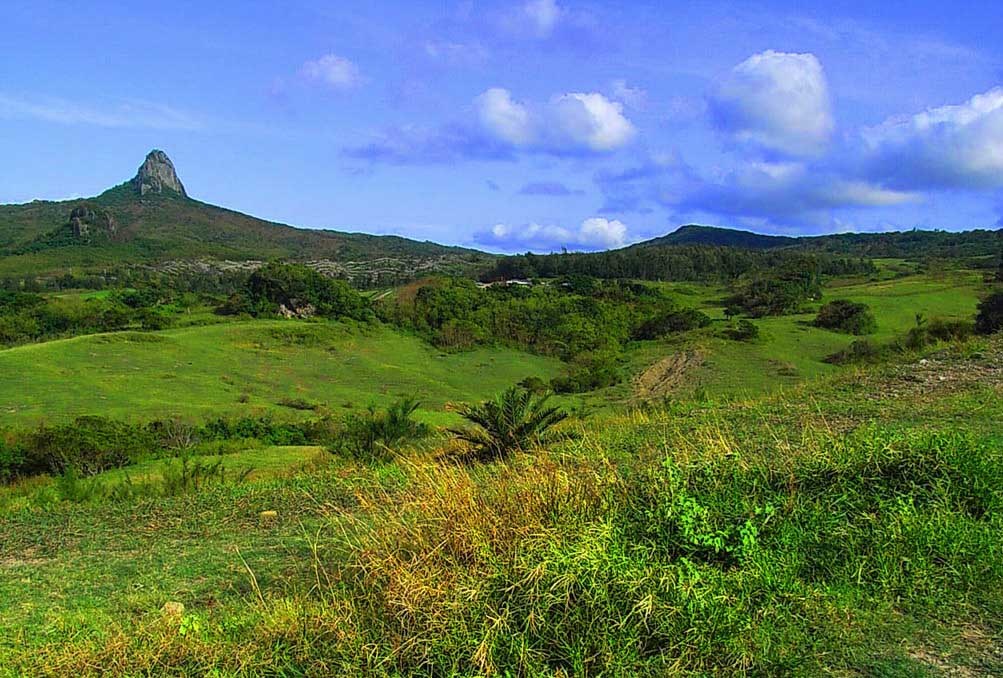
380, 276, 709, 392
976, 291, 1003, 335
0, 415, 334, 481
217, 263, 372, 320
813, 300, 878, 335
0, 287, 211, 346
725, 268, 823, 317
450, 386, 568, 460
484, 246, 875, 283
331, 397, 430, 460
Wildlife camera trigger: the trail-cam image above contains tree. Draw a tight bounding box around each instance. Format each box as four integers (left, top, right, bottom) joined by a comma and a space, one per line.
451, 387, 568, 461
813, 300, 877, 335
976, 291, 1003, 335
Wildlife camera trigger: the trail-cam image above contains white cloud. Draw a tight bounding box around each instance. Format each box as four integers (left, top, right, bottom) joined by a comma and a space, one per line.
709, 50, 834, 157
0, 94, 204, 130
549, 93, 636, 151
474, 88, 534, 146
476, 217, 628, 252
522, 0, 563, 37
472, 88, 636, 154
861, 87, 1003, 189
300, 54, 362, 90
610, 79, 647, 110
578, 217, 628, 248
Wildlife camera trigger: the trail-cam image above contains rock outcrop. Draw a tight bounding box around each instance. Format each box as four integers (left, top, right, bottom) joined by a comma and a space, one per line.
132, 150, 187, 197
68, 205, 116, 238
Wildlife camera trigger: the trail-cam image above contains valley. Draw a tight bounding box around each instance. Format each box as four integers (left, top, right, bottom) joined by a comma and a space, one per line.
1, 150, 1003, 676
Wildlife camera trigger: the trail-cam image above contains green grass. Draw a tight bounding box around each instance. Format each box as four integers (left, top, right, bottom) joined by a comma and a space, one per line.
2, 340, 1003, 675
623, 270, 985, 399
0, 319, 563, 425
1, 273, 1000, 675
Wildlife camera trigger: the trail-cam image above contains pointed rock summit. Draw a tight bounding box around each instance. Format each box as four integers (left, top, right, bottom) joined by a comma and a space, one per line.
132, 150, 187, 197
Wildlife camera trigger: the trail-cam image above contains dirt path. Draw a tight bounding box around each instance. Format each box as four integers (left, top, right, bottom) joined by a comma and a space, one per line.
633, 350, 704, 399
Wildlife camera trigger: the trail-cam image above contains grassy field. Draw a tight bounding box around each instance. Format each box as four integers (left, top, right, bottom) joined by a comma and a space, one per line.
620, 270, 985, 399
1, 269, 1000, 675
2, 336, 1002, 675
0, 319, 563, 426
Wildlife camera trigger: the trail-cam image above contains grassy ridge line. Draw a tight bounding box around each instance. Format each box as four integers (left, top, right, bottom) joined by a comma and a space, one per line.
618, 270, 984, 399
0, 320, 564, 425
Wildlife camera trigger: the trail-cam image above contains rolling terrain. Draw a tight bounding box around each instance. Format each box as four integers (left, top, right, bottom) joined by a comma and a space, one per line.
0, 320, 562, 425
2, 150, 1003, 675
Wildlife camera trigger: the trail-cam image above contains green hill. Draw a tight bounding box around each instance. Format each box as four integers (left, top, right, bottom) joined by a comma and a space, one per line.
641, 224, 800, 249
0, 150, 491, 283
643, 223, 1003, 259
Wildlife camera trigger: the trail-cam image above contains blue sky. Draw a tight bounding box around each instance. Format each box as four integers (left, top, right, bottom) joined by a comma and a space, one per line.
2, 0, 1002, 252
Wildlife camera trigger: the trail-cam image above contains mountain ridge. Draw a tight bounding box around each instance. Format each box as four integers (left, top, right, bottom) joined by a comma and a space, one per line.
0, 150, 491, 284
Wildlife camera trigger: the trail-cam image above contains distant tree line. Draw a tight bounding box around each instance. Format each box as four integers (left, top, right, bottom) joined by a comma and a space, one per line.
482, 246, 876, 283
378, 276, 711, 392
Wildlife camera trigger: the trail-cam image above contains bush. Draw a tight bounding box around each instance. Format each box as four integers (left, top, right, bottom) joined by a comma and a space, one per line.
724, 319, 759, 342
333, 397, 430, 460
518, 376, 549, 394
551, 351, 621, 393
632, 308, 711, 340
903, 317, 973, 350
237, 262, 372, 320
976, 291, 1003, 335
813, 300, 877, 335
197, 417, 310, 446
450, 386, 568, 461
24, 417, 154, 476
726, 268, 822, 317
825, 339, 883, 365
0, 436, 31, 481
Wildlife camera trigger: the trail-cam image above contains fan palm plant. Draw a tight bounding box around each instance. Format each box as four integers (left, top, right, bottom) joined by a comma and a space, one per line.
451, 386, 568, 461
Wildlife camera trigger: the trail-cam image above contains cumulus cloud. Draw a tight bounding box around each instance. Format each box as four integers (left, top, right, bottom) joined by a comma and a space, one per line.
300, 54, 362, 90
474, 88, 534, 145
709, 50, 834, 157
473, 88, 636, 153
549, 93, 637, 151
345, 88, 636, 163
593, 151, 692, 214
475, 217, 628, 252
861, 87, 1003, 190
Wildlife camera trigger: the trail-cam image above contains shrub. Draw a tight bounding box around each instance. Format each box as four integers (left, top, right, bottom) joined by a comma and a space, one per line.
518, 375, 549, 394
551, 350, 620, 393
724, 319, 759, 342
25, 417, 154, 476
813, 300, 877, 335
333, 397, 430, 460
450, 386, 567, 461
0, 436, 31, 481
976, 291, 1003, 335
238, 262, 372, 320
825, 339, 883, 365
197, 417, 310, 446
904, 317, 974, 350
632, 308, 711, 340
725, 268, 822, 317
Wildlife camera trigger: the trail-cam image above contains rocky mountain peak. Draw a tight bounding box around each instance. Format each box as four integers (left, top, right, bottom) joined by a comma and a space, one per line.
132, 149, 187, 197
